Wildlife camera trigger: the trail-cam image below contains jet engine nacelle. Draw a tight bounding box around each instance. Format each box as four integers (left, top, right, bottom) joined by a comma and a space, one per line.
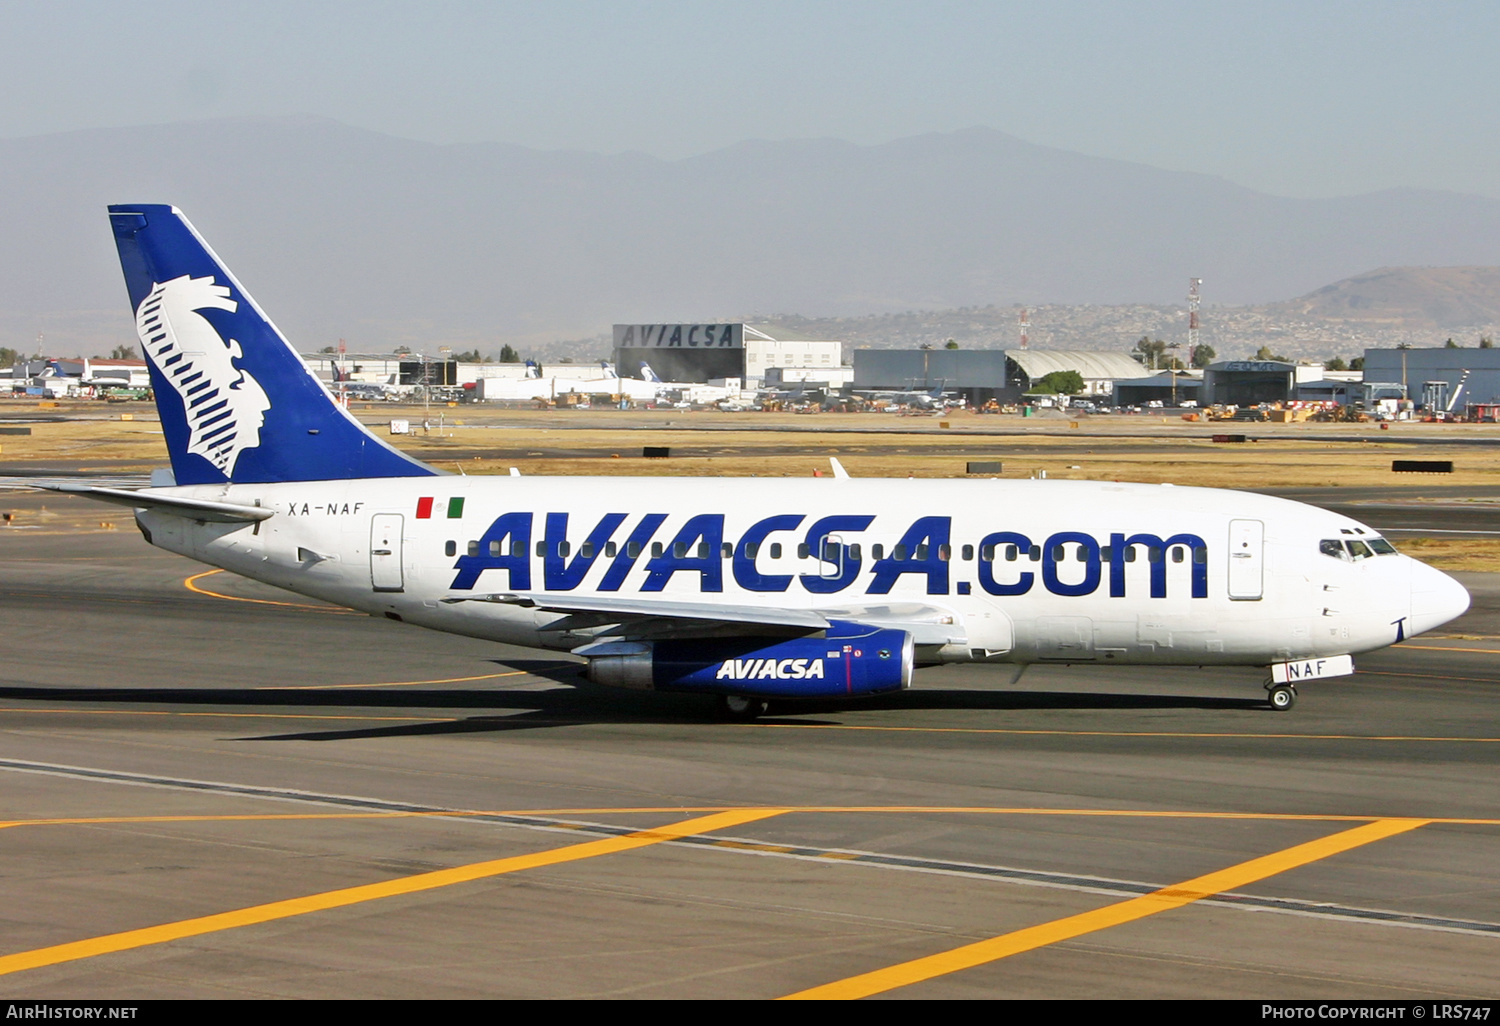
583, 622, 913, 699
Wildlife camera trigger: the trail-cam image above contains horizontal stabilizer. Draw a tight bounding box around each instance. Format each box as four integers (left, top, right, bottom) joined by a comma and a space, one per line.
38, 483, 273, 523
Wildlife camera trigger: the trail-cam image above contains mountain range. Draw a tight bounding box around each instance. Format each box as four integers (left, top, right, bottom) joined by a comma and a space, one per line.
3, 116, 1500, 356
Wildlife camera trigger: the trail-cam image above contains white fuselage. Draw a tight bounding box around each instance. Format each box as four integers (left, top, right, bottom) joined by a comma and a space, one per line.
136, 477, 1469, 668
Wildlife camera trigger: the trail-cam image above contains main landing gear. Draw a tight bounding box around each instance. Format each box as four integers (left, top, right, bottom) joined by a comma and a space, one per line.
718, 695, 770, 721
1265, 682, 1297, 711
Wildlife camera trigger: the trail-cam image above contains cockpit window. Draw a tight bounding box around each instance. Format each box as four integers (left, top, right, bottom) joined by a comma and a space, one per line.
1368, 537, 1398, 555
1319, 539, 1344, 559
1345, 540, 1374, 560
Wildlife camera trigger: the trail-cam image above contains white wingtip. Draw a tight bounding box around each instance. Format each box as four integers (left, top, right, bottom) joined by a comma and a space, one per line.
829, 457, 850, 479
509, 467, 522, 477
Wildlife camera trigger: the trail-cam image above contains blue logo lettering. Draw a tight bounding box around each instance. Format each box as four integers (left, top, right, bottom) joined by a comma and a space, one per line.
597, 513, 666, 591
977, 531, 1034, 596
731, 514, 804, 592
450, 511, 532, 591
1108, 532, 1207, 598
1041, 531, 1100, 597
642, 513, 725, 592
868, 516, 950, 595
543, 512, 626, 591
800, 514, 873, 594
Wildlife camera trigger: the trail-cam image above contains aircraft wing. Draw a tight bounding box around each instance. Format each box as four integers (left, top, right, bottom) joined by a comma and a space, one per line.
445, 591, 830, 629
444, 592, 963, 644
34, 483, 274, 523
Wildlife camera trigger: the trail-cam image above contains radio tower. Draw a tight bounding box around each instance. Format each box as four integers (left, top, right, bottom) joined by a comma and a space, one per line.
1019, 308, 1030, 350
1186, 279, 1202, 362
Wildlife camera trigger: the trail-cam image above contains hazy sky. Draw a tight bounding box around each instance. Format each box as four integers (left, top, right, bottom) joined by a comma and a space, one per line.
4, 1, 1497, 199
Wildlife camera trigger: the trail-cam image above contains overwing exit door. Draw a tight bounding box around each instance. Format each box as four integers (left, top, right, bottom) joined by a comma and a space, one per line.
370, 513, 405, 592
1227, 518, 1263, 600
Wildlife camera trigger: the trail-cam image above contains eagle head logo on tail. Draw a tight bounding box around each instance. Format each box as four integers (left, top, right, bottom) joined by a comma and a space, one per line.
134, 275, 271, 478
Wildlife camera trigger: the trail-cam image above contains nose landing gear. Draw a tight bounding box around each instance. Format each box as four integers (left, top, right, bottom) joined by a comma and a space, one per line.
1266, 683, 1297, 711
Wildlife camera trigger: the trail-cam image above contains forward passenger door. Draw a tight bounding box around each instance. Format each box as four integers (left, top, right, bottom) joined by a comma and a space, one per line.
1227, 519, 1264, 600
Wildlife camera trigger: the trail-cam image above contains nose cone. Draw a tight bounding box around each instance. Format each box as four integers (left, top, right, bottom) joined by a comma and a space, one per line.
1408, 559, 1471, 637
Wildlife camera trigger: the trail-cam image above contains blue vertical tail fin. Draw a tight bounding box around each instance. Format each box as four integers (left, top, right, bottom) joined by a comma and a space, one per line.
108, 204, 437, 485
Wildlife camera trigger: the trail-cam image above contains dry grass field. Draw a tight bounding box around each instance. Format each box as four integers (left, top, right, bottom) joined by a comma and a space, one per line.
7, 400, 1500, 487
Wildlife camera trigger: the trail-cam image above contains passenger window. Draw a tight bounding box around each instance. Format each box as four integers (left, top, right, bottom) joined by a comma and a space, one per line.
490, 540, 502, 557
871, 544, 883, 560
1148, 547, 1163, 563
823, 541, 840, 561
1124, 546, 1137, 563
511, 541, 525, 558
916, 544, 929, 560
627, 541, 641, 559
721, 542, 732, 558
1051, 545, 1064, 561
745, 542, 760, 559
938, 544, 951, 562
467, 541, 479, 557
534, 541, 545, 557
673, 542, 687, 558
580, 542, 594, 559
1193, 546, 1207, 564
559, 541, 571, 558
1319, 539, 1345, 559
849, 543, 862, 561
605, 541, 617, 558
770, 543, 783, 559
797, 543, 810, 559
1075, 546, 1088, 562
894, 544, 908, 561
696, 541, 710, 559
652, 542, 664, 558
980, 544, 995, 561
1171, 546, 1184, 563
1028, 545, 1041, 561
445, 540, 456, 557
1100, 546, 1112, 563
961, 544, 974, 561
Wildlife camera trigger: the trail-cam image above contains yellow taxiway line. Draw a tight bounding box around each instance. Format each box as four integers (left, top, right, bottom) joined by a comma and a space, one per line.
0, 807, 787, 978
183, 569, 355, 613
782, 817, 1429, 999
0, 804, 1490, 983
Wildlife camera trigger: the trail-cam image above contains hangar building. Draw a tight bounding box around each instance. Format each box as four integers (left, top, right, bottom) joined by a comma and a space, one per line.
613, 324, 843, 387
1361, 347, 1500, 409
852, 349, 1152, 404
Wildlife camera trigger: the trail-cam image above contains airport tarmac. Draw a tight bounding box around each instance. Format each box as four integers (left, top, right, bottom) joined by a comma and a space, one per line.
0, 516, 1496, 998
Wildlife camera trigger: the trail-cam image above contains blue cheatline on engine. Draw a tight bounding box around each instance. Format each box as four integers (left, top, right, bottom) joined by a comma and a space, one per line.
648, 622, 914, 699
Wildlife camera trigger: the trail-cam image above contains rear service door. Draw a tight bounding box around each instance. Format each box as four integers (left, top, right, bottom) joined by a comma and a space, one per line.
1227, 518, 1264, 600
370, 513, 405, 592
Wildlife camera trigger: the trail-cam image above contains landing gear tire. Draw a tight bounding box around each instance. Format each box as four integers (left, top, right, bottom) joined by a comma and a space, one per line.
718, 695, 770, 721
1267, 684, 1297, 712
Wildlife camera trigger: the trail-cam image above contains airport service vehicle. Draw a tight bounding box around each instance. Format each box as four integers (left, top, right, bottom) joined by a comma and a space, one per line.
53, 205, 1471, 717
